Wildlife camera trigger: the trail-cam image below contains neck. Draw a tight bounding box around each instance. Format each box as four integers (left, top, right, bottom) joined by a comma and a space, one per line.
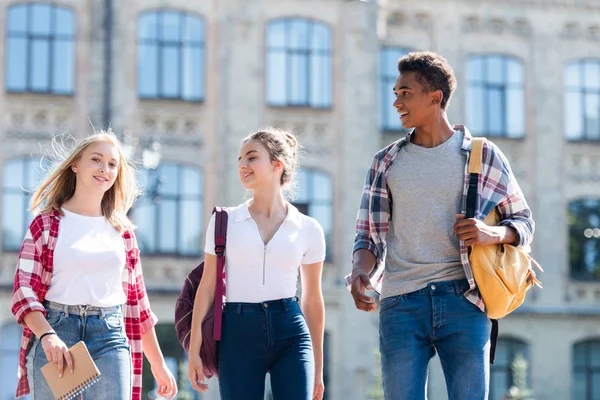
249, 187, 287, 218
410, 111, 455, 148
62, 189, 105, 217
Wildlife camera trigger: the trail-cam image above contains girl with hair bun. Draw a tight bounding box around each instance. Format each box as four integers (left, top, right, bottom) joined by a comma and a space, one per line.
187, 128, 326, 400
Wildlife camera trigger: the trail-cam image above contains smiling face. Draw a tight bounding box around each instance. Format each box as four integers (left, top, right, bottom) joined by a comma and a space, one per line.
237, 139, 283, 191
71, 140, 120, 195
392, 71, 443, 129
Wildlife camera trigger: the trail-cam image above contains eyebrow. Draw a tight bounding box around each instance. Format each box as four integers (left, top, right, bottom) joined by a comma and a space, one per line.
91, 152, 118, 162
393, 85, 412, 92
238, 150, 258, 161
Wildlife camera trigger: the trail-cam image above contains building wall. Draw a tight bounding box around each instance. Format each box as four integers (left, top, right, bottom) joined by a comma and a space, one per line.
0, 0, 599, 399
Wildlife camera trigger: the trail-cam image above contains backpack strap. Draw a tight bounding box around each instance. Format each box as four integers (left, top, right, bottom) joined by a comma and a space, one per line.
212, 206, 228, 341
466, 137, 499, 365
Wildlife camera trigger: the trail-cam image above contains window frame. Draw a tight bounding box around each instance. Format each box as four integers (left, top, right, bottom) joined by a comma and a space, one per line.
573, 339, 600, 400
266, 17, 332, 109
380, 46, 411, 132
466, 54, 526, 139
5, 2, 76, 95
568, 198, 600, 281
132, 162, 204, 257
489, 337, 530, 400
564, 59, 600, 141
137, 9, 205, 102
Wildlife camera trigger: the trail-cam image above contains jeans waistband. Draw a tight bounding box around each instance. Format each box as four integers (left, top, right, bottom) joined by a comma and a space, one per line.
409, 279, 470, 295
43, 300, 122, 317
224, 297, 299, 313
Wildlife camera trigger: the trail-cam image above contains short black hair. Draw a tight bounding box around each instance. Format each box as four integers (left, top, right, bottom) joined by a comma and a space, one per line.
397, 51, 457, 110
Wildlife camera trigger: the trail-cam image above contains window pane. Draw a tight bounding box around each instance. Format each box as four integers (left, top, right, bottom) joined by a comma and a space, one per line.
7, 5, 27, 34
467, 85, 485, 134
507, 59, 523, 85
313, 173, 332, 201
506, 88, 525, 138
158, 164, 179, 196
31, 4, 52, 36
267, 20, 286, 48
184, 16, 203, 42
565, 91, 583, 139
53, 40, 74, 93
2, 194, 25, 250
565, 63, 581, 88
289, 20, 309, 50
310, 54, 331, 107
486, 56, 504, 85
181, 167, 202, 196
3, 160, 24, 189
487, 88, 504, 135
161, 12, 181, 42
594, 373, 600, 400
266, 52, 287, 105
574, 344, 586, 367
182, 45, 202, 100
311, 205, 332, 233
295, 170, 310, 203
6, 38, 28, 91
161, 46, 180, 97
584, 62, 600, 90
159, 200, 177, 253
138, 12, 158, 40
585, 93, 600, 139
290, 54, 309, 104
31, 39, 50, 91
311, 23, 331, 51
180, 200, 202, 255
55, 8, 75, 36
138, 44, 158, 97
467, 57, 484, 83
572, 371, 586, 400
591, 342, 600, 368
24, 162, 46, 189
134, 200, 156, 253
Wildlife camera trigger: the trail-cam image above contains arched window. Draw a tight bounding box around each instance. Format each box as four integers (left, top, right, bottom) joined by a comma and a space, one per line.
138, 10, 205, 101
380, 47, 410, 131
266, 18, 332, 108
467, 55, 525, 138
490, 337, 530, 400
293, 168, 333, 261
573, 339, 600, 400
133, 163, 204, 256
6, 3, 75, 94
2, 157, 48, 251
569, 199, 600, 280
565, 60, 600, 140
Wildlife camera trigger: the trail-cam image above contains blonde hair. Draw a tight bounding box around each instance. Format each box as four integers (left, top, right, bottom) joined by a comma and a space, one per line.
30, 130, 140, 233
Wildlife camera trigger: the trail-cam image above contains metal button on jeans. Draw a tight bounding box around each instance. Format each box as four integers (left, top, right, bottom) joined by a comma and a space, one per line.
264, 303, 269, 308
431, 284, 437, 290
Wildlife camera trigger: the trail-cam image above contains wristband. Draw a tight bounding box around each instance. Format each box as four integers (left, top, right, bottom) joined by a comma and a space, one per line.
39, 331, 56, 341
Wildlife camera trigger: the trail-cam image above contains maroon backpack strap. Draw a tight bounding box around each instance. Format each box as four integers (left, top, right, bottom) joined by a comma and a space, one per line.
212, 206, 228, 341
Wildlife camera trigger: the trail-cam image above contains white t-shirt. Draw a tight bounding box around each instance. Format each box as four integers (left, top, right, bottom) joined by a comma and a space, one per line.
204, 201, 326, 303
45, 208, 127, 307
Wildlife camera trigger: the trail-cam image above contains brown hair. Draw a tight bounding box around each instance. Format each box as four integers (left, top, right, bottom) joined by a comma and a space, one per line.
398, 51, 457, 110
242, 127, 300, 187
30, 130, 140, 233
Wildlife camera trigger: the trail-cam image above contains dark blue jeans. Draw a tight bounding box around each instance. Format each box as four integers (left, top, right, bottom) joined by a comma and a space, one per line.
218, 297, 314, 400
379, 279, 490, 400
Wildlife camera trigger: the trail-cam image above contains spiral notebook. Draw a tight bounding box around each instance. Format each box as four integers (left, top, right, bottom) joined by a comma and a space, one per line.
40, 341, 101, 400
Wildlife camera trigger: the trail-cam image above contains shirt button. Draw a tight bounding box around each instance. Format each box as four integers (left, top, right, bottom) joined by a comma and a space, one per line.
431, 284, 437, 290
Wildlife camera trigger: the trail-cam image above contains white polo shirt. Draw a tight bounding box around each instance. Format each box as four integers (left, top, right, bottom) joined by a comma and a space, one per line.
204, 200, 326, 303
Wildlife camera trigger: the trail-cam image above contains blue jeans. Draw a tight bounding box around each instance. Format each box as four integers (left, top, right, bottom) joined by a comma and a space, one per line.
218, 297, 314, 400
26, 301, 132, 399
379, 279, 490, 400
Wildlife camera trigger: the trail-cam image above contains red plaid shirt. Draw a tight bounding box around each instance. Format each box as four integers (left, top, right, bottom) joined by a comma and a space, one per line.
11, 210, 158, 399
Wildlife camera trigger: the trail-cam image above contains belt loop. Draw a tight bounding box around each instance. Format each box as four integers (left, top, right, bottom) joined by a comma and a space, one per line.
282, 298, 289, 311
100, 308, 107, 320
236, 303, 242, 315
80, 304, 89, 317
62, 303, 69, 315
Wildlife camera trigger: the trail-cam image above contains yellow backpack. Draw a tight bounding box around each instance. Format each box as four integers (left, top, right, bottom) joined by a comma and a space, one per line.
467, 138, 543, 320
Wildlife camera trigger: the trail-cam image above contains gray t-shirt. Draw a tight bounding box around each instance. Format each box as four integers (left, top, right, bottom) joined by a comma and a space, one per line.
381, 130, 467, 299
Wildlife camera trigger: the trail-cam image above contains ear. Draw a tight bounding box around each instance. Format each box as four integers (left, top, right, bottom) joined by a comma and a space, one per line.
430, 89, 444, 107
272, 160, 284, 170
71, 162, 78, 174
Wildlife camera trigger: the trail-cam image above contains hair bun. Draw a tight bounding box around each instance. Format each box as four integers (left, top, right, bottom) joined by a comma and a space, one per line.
282, 132, 298, 153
